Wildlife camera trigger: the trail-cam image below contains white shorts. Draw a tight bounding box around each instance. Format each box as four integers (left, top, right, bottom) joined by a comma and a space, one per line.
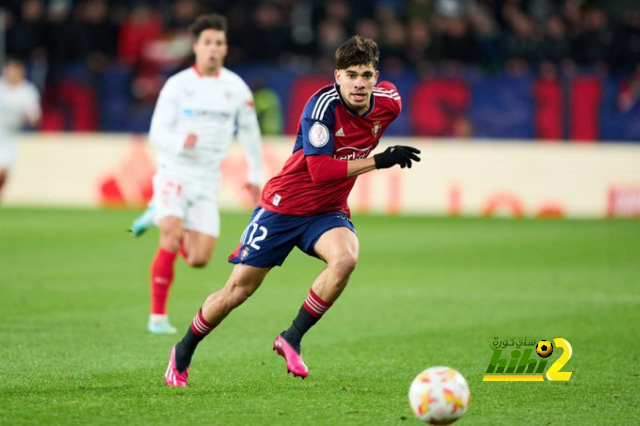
152, 172, 220, 237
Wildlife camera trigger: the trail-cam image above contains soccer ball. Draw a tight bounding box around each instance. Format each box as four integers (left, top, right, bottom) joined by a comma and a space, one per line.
408, 366, 470, 425
536, 340, 554, 358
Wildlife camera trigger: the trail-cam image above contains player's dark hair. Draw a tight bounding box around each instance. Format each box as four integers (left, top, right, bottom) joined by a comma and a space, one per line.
189, 13, 227, 39
335, 36, 380, 70
3, 56, 25, 68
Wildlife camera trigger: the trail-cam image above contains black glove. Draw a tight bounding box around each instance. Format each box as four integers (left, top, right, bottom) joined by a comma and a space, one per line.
373, 146, 421, 169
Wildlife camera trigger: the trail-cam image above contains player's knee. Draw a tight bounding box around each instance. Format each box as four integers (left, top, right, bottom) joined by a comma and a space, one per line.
225, 283, 255, 309
159, 227, 183, 252
331, 252, 358, 276
189, 260, 208, 268
186, 255, 209, 268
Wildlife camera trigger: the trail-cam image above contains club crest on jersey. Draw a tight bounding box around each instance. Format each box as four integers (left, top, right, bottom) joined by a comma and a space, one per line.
309, 122, 330, 147
241, 247, 250, 259
372, 121, 382, 137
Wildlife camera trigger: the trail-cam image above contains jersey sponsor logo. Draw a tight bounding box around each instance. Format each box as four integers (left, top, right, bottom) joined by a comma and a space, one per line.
335, 127, 345, 137
183, 108, 233, 121
309, 122, 330, 147
372, 121, 382, 137
334, 145, 373, 160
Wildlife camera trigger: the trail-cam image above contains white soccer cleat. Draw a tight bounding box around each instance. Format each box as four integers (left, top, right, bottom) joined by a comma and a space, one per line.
148, 316, 177, 334
129, 204, 156, 237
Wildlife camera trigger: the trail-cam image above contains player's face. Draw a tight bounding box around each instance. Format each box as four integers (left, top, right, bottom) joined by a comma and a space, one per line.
335, 64, 379, 115
2, 62, 26, 86
193, 29, 228, 76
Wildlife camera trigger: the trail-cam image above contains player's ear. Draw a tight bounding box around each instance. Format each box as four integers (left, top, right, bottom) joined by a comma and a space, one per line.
334, 69, 341, 84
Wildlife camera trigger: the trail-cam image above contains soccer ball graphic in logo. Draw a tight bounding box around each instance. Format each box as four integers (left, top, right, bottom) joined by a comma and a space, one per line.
408, 366, 470, 425
536, 340, 554, 358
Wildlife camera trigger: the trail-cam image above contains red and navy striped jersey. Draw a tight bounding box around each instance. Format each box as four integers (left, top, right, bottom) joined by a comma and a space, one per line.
260, 81, 401, 216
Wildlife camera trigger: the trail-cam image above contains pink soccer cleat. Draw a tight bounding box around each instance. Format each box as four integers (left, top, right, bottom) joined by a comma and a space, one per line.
164, 346, 189, 387
273, 334, 309, 378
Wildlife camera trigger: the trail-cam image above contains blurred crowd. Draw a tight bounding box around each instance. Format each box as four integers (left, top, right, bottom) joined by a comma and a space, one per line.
2, 0, 640, 133
5, 0, 640, 77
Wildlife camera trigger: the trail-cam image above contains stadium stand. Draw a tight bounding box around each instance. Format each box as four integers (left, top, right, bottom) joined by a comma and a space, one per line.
2, 0, 640, 140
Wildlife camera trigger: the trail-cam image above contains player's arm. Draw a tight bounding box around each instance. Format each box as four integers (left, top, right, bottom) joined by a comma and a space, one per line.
307, 155, 375, 182
304, 128, 419, 183
236, 87, 264, 191
236, 85, 264, 205
307, 147, 420, 184
149, 79, 194, 153
24, 85, 42, 127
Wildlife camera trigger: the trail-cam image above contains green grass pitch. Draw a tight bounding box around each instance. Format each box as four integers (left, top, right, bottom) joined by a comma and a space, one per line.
1, 208, 639, 425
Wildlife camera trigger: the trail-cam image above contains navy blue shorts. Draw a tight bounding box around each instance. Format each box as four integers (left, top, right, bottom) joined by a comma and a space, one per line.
228, 207, 356, 268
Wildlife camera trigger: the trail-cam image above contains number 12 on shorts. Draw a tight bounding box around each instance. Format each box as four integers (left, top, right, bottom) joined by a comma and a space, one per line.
241, 223, 268, 250
240, 208, 268, 250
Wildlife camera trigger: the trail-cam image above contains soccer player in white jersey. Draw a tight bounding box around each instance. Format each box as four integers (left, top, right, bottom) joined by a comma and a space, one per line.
144, 14, 263, 334
0, 58, 41, 202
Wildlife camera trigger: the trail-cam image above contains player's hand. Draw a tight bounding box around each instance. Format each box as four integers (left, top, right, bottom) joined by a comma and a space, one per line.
244, 183, 261, 205
183, 133, 197, 149
373, 146, 421, 169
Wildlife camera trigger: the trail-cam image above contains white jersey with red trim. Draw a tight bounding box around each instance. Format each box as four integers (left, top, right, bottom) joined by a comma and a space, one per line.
149, 66, 262, 186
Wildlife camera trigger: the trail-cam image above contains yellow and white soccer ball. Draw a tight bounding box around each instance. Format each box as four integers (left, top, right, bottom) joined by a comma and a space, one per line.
408, 366, 470, 425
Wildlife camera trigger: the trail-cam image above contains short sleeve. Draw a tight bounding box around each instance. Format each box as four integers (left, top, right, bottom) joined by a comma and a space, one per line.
299, 89, 339, 157
375, 81, 402, 116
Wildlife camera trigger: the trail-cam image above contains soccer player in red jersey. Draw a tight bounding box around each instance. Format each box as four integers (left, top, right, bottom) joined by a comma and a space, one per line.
164, 35, 420, 386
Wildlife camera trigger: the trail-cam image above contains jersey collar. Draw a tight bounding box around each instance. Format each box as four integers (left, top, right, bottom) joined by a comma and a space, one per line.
334, 83, 375, 117
191, 64, 223, 78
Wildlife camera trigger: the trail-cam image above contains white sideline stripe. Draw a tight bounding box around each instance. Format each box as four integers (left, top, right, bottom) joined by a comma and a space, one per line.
241, 207, 266, 244
311, 89, 338, 120
374, 93, 400, 99
311, 92, 326, 118
317, 97, 338, 120
314, 93, 339, 120
373, 92, 400, 99
373, 88, 397, 94
373, 92, 400, 100
252, 208, 265, 224
311, 89, 337, 118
